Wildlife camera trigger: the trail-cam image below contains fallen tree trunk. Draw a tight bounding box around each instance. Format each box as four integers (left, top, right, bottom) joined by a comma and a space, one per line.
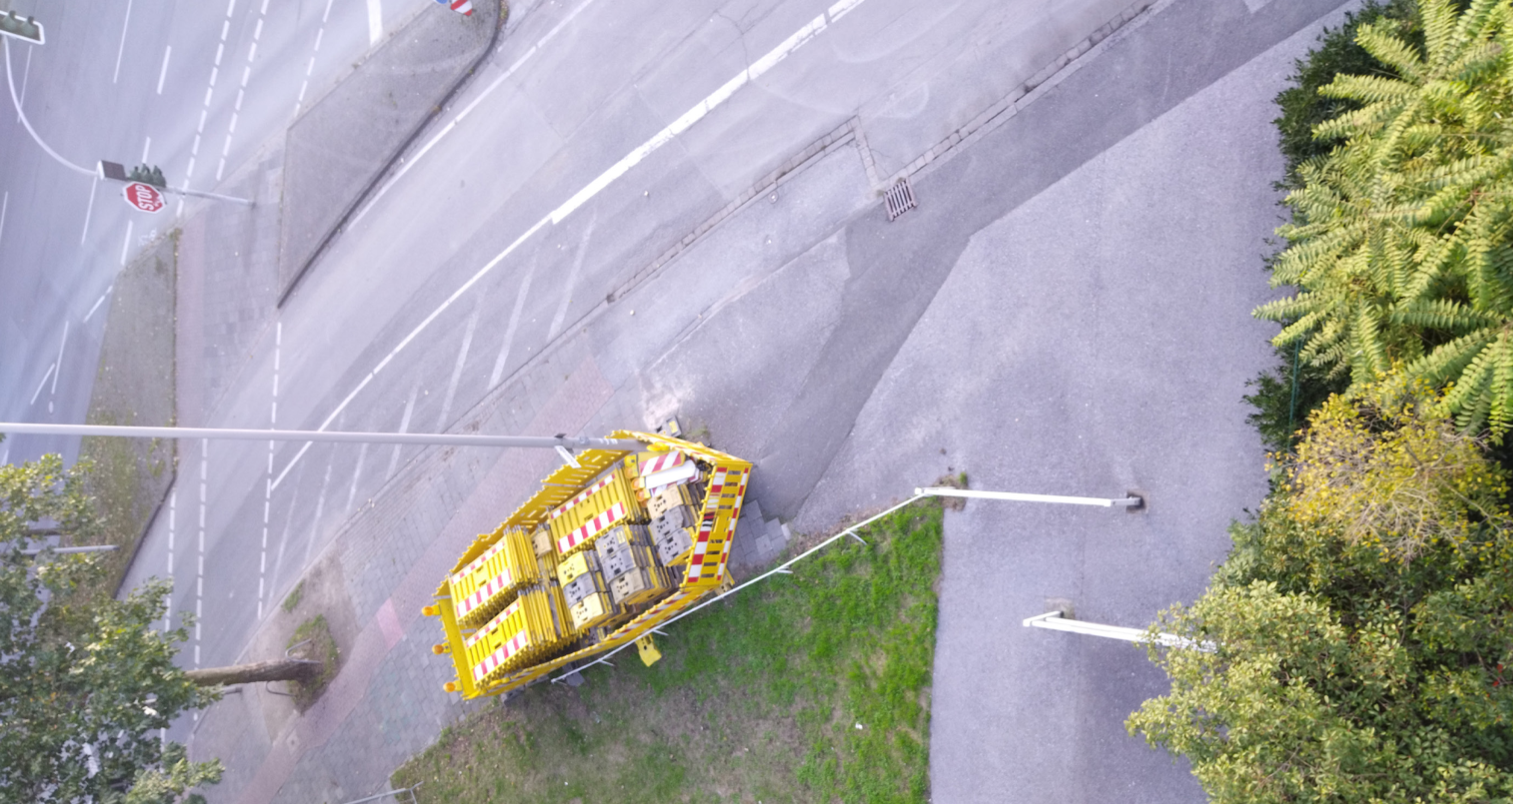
185, 658, 321, 686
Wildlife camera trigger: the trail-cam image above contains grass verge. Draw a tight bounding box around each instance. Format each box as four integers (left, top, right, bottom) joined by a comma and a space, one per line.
392, 501, 943, 804
288, 614, 340, 712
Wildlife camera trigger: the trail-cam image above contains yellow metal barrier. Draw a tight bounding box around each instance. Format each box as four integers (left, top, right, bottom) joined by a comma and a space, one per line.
424, 430, 752, 698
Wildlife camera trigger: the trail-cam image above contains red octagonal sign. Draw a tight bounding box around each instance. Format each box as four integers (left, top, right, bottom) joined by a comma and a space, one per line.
123, 182, 165, 214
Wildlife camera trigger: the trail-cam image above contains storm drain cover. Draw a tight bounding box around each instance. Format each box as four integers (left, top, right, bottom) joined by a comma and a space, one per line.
884, 177, 917, 221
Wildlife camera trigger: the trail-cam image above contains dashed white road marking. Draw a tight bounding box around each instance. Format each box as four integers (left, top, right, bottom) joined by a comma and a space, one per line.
194, 441, 207, 668
157, 45, 172, 94
142, 137, 152, 163
438, 299, 482, 430
112, 0, 134, 84
164, 490, 176, 631
293, 0, 335, 118
257, 321, 281, 620
303, 458, 333, 568
274, 0, 870, 485
217, 0, 267, 182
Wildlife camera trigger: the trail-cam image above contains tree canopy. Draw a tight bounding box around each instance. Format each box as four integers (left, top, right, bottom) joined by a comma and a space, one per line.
0, 452, 221, 804
1128, 391, 1513, 802
1256, 0, 1513, 437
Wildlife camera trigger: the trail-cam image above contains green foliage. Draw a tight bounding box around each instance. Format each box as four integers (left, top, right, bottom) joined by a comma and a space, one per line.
1129, 396, 1513, 803
1256, 0, 1513, 437
1243, 340, 1352, 454
393, 505, 943, 804
1273, 0, 1423, 190
0, 453, 220, 803
281, 580, 304, 613
287, 614, 339, 711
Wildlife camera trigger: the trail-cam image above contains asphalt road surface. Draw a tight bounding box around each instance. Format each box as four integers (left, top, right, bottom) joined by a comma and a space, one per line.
0, 0, 434, 467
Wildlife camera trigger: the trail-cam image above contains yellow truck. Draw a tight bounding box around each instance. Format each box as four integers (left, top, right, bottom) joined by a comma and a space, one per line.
422, 429, 751, 698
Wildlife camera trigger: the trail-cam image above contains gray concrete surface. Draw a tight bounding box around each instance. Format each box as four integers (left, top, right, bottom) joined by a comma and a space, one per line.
277, 1, 499, 298
92, 0, 1369, 801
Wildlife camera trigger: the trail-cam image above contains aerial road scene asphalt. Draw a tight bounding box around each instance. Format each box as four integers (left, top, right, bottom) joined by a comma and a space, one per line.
7, 0, 1513, 802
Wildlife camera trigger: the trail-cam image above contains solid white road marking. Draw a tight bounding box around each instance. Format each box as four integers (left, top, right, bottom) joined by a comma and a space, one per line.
113, 0, 135, 84
438, 299, 482, 430
80, 176, 98, 244
385, 384, 419, 481
549, 214, 596, 338
489, 256, 537, 388
345, 442, 368, 515
50, 322, 68, 397
274, 0, 870, 484
367, 0, 383, 45
30, 363, 54, 406
0, 191, 8, 249
121, 221, 134, 267
142, 137, 152, 163
157, 45, 172, 94
353, 0, 605, 224
14, 43, 28, 122
303, 458, 333, 567
84, 286, 112, 323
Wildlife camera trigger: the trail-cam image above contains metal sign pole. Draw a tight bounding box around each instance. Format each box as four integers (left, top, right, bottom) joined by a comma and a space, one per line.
0, 422, 643, 452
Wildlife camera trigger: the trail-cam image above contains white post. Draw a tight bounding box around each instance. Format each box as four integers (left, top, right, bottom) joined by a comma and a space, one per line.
1023, 610, 1215, 652
916, 486, 1143, 508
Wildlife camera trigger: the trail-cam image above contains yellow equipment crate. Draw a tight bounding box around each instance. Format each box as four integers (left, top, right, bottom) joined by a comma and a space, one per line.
427, 431, 751, 699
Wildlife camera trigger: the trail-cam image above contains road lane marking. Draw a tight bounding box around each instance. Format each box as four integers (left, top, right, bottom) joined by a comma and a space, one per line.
30, 363, 54, 406
303, 457, 333, 567
219, 0, 266, 183
384, 384, 419, 482
14, 42, 28, 121
0, 191, 8, 249
275, 0, 868, 483
112, 0, 134, 84
257, 321, 281, 620
345, 442, 368, 516
367, 0, 382, 45
141, 137, 152, 163
84, 285, 112, 323
439, 299, 482, 430
120, 221, 134, 266
194, 441, 207, 668
354, 0, 605, 224
294, 0, 336, 118
165, 490, 176, 631
549, 213, 596, 338
50, 322, 68, 399
80, 176, 98, 244
489, 255, 537, 388
157, 45, 172, 94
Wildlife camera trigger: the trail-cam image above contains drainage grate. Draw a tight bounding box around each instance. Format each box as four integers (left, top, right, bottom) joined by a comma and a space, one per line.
884, 177, 917, 221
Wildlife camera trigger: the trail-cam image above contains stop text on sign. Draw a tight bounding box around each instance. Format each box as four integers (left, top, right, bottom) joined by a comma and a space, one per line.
123, 182, 164, 214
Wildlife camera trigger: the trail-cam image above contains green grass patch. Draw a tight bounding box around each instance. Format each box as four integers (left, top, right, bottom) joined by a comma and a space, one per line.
288, 615, 340, 712
282, 580, 305, 613
392, 502, 945, 804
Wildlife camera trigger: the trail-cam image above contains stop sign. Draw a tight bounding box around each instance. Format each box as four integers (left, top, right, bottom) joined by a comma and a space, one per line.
123, 182, 165, 213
